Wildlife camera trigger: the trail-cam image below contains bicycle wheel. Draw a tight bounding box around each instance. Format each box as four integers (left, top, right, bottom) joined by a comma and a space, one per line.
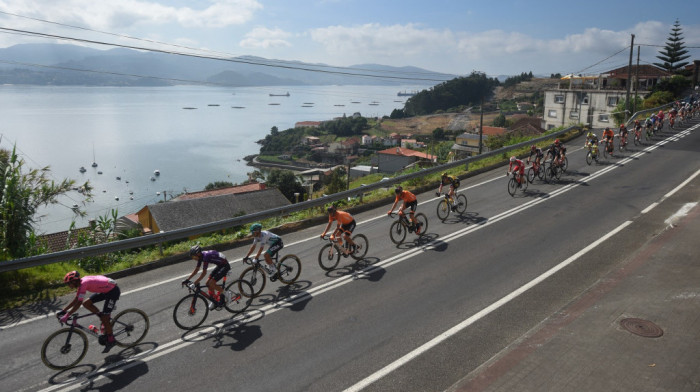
173, 293, 209, 330
602, 144, 608, 158
507, 177, 517, 196
455, 194, 468, 214
554, 164, 562, 180
414, 213, 428, 237
239, 266, 266, 297
520, 177, 528, 192
537, 166, 545, 181
561, 157, 568, 172
586, 151, 593, 165
41, 328, 88, 370
277, 254, 301, 284
527, 167, 535, 183
633, 133, 640, 146
436, 199, 450, 221
318, 243, 340, 271
350, 234, 369, 260
224, 279, 253, 314
112, 308, 149, 347
389, 221, 406, 244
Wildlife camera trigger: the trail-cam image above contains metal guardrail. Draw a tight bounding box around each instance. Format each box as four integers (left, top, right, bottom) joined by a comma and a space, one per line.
0, 125, 583, 273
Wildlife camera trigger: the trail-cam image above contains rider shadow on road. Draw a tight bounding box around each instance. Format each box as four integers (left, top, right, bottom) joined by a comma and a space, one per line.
71, 360, 149, 392
395, 232, 438, 250
213, 323, 263, 352
0, 295, 62, 327
440, 212, 486, 225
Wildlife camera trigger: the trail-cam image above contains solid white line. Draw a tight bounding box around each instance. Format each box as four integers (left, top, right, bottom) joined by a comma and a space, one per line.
343, 220, 633, 392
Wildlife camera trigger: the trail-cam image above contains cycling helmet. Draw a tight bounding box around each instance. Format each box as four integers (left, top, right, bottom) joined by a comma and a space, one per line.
250, 223, 262, 232
530, 145, 536, 151
327, 205, 337, 214
63, 270, 80, 284
189, 244, 201, 256
554, 139, 560, 145
394, 186, 403, 194
441, 172, 448, 177
509, 156, 516, 162
587, 132, 594, 138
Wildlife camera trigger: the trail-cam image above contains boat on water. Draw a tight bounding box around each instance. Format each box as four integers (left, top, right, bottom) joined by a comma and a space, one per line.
116, 176, 121, 181
351, 101, 361, 104
301, 105, 313, 107
115, 196, 119, 201
71, 204, 79, 209
268, 103, 280, 105
269, 92, 290, 97
231, 106, 245, 109
182, 107, 197, 110
369, 103, 379, 106
79, 166, 86, 173
91, 143, 98, 167
208, 104, 220, 107
334, 104, 345, 107
154, 169, 160, 176
150, 176, 156, 181
97, 171, 103, 175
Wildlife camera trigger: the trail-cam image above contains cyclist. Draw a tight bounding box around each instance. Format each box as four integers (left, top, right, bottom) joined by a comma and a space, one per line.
553, 139, 567, 167
320, 206, 357, 256
657, 110, 665, 130
244, 223, 284, 279
507, 156, 525, 185
585, 131, 599, 161
436, 173, 460, 210
58, 271, 120, 350
602, 127, 615, 156
388, 186, 422, 233
618, 123, 628, 147
633, 119, 643, 138
527, 144, 544, 170
183, 245, 232, 310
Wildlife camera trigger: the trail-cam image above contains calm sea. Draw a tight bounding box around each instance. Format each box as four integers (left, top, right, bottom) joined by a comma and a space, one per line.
0, 84, 427, 234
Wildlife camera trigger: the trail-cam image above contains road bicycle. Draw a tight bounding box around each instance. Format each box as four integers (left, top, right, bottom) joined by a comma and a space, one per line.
526, 160, 545, 183
388, 211, 428, 245
543, 159, 562, 182
602, 139, 614, 158
618, 132, 628, 152
173, 276, 253, 330
41, 308, 150, 370
435, 192, 467, 221
507, 171, 528, 196
318, 232, 369, 271
645, 124, 653, 142
585, 142, 599, 165
239, 251, 301, 297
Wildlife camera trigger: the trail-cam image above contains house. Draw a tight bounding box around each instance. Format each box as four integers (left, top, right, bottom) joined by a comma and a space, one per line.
451, 126, 508, 157
375, 147, 436, 173
543, 66, 671, 130
349, 165, 375, 179
361, 134, 376, 145
304, 136, 321, 145
400, 139, 426, 149
509, 116, 546, 136
172, 182, 266, 201
136, 188, 291, 234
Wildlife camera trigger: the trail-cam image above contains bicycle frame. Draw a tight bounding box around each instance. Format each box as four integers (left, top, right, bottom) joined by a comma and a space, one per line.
59, 313, 104, 339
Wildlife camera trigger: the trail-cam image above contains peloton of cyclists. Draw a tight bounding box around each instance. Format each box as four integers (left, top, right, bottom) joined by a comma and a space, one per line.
320, 206, 358, 257
388, 186, 422, 233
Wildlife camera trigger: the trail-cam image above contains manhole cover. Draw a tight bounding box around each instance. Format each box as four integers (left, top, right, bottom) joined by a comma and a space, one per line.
620, 318, 664, 338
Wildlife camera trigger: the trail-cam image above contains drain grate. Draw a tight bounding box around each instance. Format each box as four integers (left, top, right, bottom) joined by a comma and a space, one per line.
620, 318, 664, 338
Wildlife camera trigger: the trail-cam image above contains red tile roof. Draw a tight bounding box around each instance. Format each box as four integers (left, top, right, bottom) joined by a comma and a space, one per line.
378, 147, 434, 160
480, 126, 508, 136
173, 182, 266, 201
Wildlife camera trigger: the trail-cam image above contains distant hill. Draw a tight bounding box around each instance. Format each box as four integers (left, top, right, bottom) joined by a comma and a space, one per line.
0, 44, 455, 87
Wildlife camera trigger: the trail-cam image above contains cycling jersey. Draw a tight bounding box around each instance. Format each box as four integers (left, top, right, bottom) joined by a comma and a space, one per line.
328, 210, 354, 225
395, 190, 417, 203
253, 230, 281, 246
529, 148, 544, 160
75, 276, 117, 302
602, 129, 614, 140
509, 159, 525, 174
441, 175, 460, 188
196, 250, 229, 269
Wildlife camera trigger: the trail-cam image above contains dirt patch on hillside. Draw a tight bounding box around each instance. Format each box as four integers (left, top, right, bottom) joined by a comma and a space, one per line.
378, 114, 458, 135
494, 78, 560, 101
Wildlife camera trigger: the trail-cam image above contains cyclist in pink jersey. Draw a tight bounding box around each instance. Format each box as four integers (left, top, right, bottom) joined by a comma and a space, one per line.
58, 271, 120, 349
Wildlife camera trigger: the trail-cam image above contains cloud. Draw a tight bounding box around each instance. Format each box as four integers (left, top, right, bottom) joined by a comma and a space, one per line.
239, 27, 292, 48
0, 0, 263, 29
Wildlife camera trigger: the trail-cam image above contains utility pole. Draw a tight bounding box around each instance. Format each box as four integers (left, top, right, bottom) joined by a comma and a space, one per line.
625, 34, 635, 123
478, 98, 484, 155
634, 46, 640, 115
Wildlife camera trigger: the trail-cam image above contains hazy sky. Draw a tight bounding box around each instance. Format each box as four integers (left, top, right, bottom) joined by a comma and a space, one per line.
0, 0, 699, 78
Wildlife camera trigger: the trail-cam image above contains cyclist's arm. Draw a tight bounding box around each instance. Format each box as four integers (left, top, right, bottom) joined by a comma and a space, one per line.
61, 296, 82, 316
321, 220, 333, 237
243, 243, 257, 259
388, 199, 399, 214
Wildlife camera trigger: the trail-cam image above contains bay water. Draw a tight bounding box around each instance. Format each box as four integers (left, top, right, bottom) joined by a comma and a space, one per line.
0, 84, 427, 234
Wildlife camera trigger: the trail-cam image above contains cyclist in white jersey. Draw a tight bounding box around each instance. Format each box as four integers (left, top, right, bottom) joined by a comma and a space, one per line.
243, 223, 284, 278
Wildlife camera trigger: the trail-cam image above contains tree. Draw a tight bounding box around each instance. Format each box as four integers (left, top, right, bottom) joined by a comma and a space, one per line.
493, 113, 507, 127
654, 19, 691, 73
204, 181, 234, 190
0, 146, 87, 259
265, 169, 304, 202
324, 167, 347, 194
432, 127, 445, 140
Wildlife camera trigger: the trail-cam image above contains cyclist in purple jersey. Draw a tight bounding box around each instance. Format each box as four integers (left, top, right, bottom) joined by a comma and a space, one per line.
183, 245, 232, 309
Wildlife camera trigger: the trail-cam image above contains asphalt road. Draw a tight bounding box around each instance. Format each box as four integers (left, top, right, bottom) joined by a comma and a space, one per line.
1, 118, 699, 392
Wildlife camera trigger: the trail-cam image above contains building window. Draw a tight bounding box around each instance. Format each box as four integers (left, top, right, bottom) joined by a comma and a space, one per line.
569, 111, 579, 119
547, 124, 555, 130
607, 97, 618, 106
599, 114, 609, 122
554, 95, 565, 104
582, 94, 589, 105
548, 110, 557, 118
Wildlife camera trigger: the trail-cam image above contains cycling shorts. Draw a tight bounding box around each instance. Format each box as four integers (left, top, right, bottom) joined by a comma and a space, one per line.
265, 238, 284, 257
449, 179, 460, 189
339, 219, 356, 235
89, 285, 121, 314
404, 200, 417, 213
208, 262, 231, 282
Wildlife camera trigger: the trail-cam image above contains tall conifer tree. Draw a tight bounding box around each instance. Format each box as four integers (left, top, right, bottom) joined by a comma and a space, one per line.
653, 19, 690, 73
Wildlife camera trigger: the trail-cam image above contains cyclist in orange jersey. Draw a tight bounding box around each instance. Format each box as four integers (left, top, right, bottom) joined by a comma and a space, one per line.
321, 205, 357, 256
388, 186, 422, 231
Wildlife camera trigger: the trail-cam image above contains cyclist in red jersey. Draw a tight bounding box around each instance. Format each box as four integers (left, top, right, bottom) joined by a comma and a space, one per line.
58, 271, 120, 350
507, 156, 525, 184
321, 205, 358, 256
388, 186, 422, 232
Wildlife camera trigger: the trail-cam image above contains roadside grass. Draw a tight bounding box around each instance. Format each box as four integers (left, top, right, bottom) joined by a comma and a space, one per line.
0, 127, 579, 311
